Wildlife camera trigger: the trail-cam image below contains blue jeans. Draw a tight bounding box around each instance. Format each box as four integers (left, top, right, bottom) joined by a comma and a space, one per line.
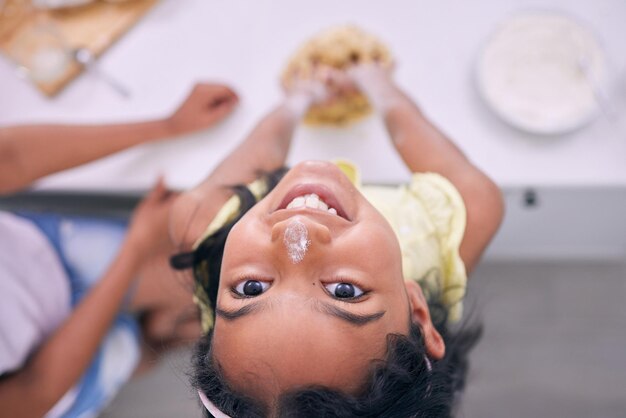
16, 212, 141, 418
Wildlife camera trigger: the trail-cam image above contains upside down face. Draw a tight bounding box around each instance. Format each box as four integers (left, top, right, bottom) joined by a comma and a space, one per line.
212, 161, 444, 402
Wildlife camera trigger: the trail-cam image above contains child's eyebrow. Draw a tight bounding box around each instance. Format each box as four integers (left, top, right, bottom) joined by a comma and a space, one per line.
216, 299, 385, 327
216, 300, 268, 320
315, 301, 386, 326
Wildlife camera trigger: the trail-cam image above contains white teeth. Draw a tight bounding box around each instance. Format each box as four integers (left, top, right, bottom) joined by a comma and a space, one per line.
285, 193, 338, 216
287, 196, 305, 209
305, 194, 319, 208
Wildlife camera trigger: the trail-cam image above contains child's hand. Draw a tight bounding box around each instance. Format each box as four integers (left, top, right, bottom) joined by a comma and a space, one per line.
127, 178, 179, 258
285, 72, 328, 105
347, 62, 391, 88
346, 62, 398, 112
282, 68, 328, 117
166, 83, 239, 136
282, 66, 355, 117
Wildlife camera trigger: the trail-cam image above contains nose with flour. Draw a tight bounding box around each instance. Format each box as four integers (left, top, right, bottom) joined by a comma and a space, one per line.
271, 215, 331, 263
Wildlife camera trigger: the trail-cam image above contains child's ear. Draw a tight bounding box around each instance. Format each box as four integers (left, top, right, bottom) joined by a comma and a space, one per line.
404, 280, 445, 360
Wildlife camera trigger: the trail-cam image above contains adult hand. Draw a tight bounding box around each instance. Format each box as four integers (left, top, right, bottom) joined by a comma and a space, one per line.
127, 178, 179, 259
167, 83, 239, 136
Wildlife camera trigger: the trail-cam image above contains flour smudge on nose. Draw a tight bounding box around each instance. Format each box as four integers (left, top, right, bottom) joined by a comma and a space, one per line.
283, 219, 311, 263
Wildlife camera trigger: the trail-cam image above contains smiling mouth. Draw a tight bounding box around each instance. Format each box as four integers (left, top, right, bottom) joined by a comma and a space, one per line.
276, 184, 350, 221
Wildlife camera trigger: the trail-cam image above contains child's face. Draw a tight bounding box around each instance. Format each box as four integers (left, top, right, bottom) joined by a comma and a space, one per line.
212, 161, 415, 401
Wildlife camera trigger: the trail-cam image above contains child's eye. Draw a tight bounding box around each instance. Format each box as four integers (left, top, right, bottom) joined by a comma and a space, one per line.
324, 282, 364, 299
234, 280, 270, 297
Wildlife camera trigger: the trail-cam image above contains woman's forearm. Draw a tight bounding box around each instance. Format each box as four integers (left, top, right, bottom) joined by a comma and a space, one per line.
0, 120, 172, 194
0, 237, 143, 418
0, 82, 239, 195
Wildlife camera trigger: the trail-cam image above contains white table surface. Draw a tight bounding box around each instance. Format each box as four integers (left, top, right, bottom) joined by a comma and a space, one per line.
1, 0, 625, 192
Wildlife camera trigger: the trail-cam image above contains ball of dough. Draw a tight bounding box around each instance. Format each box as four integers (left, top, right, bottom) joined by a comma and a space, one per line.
281, 25, 392, 126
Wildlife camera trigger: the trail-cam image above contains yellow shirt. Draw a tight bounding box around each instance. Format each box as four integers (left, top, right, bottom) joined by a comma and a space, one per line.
335, 161, 467, 322
193, 162, 467, 332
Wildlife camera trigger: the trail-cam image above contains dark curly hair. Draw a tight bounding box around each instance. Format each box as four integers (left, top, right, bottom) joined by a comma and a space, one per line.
193, 306, 480, 418
171, 168, 482, 418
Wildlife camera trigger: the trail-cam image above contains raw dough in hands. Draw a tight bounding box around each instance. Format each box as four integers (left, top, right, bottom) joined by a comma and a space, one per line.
282, 25, 393, 126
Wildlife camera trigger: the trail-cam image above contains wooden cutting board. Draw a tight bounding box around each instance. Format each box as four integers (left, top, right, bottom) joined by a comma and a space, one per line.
0, 0, 157, 96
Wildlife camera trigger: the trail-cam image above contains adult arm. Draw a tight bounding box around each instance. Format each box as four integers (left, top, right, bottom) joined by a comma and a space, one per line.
0, 181, 175, 418
0, 83, 238, 194
349, 65, 504, 272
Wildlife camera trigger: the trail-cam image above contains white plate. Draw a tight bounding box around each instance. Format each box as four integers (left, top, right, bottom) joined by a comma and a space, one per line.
477, 12, 607, 135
